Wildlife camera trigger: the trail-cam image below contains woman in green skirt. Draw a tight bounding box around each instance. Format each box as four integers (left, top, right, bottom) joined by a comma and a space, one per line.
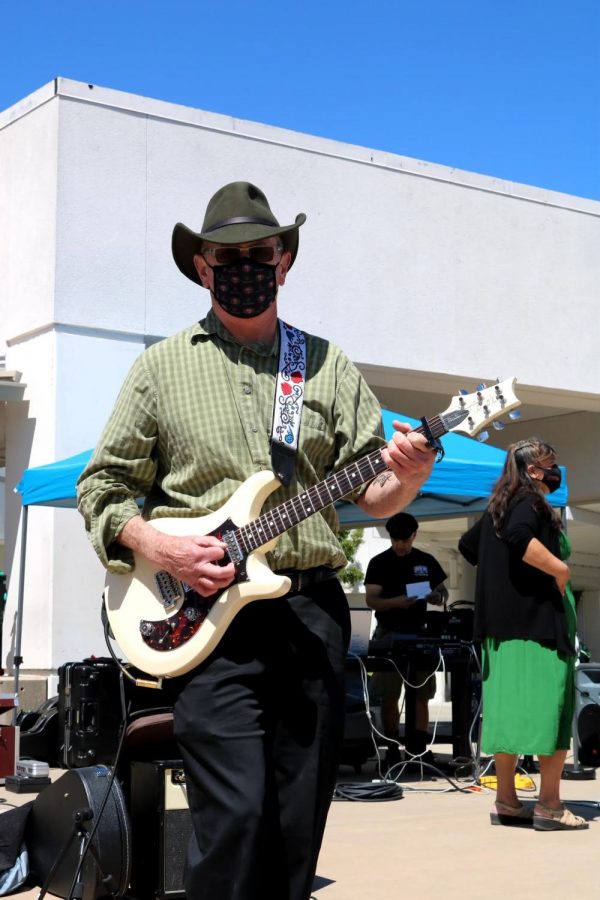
459, 438, 588, 831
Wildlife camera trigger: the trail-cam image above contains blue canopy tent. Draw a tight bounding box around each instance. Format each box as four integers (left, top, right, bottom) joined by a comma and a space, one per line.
16, 450, 94, 508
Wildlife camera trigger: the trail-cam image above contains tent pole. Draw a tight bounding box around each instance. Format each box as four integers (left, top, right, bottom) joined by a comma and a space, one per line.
12, 504, 28, 723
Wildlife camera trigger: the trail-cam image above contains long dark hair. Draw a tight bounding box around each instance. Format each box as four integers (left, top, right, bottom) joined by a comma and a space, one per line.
488, 437, 562, 534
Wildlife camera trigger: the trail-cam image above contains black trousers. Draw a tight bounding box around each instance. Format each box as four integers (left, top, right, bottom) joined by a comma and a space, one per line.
171, 577, 350, 900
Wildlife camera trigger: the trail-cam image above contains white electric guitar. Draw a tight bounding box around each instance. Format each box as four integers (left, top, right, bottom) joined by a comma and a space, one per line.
104, 379, 521, 678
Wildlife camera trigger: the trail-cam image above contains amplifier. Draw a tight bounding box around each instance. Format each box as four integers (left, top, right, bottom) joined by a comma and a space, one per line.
129, 760, 193, 899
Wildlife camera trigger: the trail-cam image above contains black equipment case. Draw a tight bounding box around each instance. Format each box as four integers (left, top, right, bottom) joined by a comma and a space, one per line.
27, 764, 131, 900
58, 657, 123, 768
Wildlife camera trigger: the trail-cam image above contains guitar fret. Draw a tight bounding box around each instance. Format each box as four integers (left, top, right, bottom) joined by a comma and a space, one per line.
316, 482, 331, 507
298, 492, 314, 516
289, 495, 303, 525
308, 485, 326, 514
237, 528, 251, 554
333, 473, 348, 499
248, 518, 263, 549
323, 478, 336, 503
363, 455, 379, 477
327, 475, 342, 503
280, 501, 294, 529
335, 470, 354, 495
273, 504, 288, 534
261, 514, 276, 540
240, 525, 252, 552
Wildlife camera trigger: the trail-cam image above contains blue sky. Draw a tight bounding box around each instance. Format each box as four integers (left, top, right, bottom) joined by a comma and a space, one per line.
2, 0, 599, 199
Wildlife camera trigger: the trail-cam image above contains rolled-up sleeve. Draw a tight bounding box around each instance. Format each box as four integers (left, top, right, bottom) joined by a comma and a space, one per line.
77, 353, 158, 572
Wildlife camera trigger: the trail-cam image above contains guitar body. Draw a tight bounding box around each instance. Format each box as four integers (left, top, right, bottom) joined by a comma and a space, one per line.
104, 471, 291, 678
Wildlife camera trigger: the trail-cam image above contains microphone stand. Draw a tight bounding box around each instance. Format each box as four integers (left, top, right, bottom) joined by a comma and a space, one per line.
36, 807, 118, 900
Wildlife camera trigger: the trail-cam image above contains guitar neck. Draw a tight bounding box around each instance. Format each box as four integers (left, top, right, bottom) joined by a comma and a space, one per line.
236, 415, 447, 555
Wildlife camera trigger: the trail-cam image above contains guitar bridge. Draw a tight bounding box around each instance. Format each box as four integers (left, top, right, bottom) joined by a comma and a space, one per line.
154, 570, 183, 610
223, 529, 244, 567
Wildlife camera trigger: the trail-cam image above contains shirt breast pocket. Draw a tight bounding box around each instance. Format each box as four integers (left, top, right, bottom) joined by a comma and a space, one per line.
300, 409, 334, 461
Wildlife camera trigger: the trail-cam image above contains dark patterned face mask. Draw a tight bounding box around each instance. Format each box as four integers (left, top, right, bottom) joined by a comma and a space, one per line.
210, 260, 278, 318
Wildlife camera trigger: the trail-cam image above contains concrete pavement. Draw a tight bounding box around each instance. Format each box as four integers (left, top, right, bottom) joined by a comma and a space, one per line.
2, 748, 598, 900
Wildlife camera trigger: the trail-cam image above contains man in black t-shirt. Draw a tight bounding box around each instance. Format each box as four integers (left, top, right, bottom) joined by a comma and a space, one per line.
365, 513, 448, 765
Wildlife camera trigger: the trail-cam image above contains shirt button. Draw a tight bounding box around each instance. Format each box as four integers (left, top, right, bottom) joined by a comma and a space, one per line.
251, 424, 258, 433
243, 385, 252, 395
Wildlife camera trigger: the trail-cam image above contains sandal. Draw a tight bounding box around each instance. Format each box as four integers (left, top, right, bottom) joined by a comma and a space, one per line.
533, 803, 589, 831
490, 801, 534, 827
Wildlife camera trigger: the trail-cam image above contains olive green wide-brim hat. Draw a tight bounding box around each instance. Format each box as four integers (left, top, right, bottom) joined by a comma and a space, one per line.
172, 181, 306, 285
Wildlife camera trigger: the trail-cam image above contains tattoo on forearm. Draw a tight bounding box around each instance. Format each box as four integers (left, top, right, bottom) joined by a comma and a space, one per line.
374, 471, 394, 488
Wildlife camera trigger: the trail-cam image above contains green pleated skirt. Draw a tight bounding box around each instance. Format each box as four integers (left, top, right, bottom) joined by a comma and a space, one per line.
481, 538, 577, 757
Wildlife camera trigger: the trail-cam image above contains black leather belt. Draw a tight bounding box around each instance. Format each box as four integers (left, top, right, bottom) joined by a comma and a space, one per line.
277, 566, 338, 595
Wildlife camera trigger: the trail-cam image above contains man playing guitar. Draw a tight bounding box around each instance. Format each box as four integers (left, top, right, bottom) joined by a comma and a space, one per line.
77, 181, 435, 900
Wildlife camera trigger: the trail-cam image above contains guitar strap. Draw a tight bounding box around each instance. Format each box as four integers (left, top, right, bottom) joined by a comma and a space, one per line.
270, 320, 307, 486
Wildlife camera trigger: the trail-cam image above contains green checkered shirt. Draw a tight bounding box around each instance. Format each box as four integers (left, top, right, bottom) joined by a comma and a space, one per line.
77, 309, 385, 574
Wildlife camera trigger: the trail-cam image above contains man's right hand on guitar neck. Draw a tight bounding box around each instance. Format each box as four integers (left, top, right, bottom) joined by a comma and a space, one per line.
117, 515, 236, 596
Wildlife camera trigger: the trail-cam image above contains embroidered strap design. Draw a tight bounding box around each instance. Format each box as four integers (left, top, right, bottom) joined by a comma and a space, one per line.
270, 320, 306, 486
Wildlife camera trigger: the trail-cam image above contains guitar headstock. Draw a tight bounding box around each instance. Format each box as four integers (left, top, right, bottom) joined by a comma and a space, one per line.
439, 377, 521, 440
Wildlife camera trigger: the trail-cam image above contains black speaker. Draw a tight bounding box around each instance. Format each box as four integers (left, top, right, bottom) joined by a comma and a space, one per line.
575, 664, 600, 767
26, 765, 131, 899
129, 760, 193, 899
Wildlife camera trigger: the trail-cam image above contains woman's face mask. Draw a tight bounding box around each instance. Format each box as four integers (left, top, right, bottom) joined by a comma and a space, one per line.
536, 463, 562, 493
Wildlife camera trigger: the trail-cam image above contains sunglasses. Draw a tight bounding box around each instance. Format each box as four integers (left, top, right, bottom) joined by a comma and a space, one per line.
203, 244, 283, 265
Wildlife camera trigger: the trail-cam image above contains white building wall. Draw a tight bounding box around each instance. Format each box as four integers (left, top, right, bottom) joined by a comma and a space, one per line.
1, 78, 599, 675
54, 330, 145, 457
0, 89, 58, 351
54, 100, 148, 334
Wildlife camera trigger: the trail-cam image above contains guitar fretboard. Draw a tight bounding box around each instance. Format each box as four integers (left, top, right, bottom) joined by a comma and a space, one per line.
235, 415, 445, 554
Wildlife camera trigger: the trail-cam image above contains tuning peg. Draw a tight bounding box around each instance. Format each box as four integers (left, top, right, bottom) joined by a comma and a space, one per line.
492, 420, 506, 430
459, 389, 469, 396
477, 431, 490, 442
508, 410, 522, 421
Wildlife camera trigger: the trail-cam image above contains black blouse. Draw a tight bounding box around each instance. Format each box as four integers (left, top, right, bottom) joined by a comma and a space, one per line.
458, 494, 573, 656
